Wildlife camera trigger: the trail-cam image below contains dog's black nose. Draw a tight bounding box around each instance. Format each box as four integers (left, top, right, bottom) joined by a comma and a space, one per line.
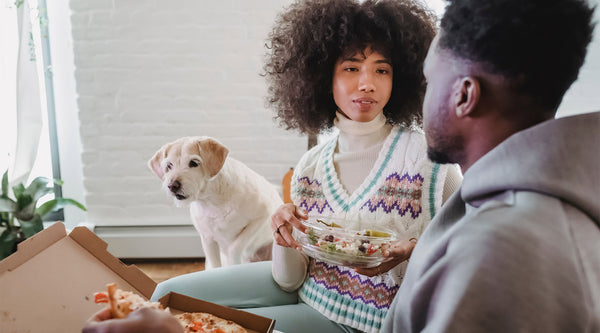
168, 180, 181, 193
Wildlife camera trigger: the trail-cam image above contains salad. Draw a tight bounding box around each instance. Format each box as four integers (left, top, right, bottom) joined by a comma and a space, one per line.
294, 217, 397, 268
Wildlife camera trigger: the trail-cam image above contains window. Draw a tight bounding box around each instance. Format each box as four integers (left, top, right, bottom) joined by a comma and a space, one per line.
0, 0, 61, 220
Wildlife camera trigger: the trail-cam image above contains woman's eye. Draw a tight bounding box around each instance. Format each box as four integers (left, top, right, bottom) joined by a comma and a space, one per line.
189, 160, 199, 168
344, 67, 358, 72
377, 69, 390, 74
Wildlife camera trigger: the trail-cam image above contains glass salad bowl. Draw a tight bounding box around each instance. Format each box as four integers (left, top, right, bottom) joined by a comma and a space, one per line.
292, 216, 397, 268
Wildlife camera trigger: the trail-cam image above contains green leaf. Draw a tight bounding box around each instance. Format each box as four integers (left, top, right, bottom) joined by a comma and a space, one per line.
16, 194, 33, 210
36, 198, 87, 218
14, 194, 35, 221
0, 197, 17, 213
32, 186, 54, 203
24, 176, 55, 201
14, 195, 35, 221
308, 228, 318, 245
1, 170, 8, 198
19, 214, 43, 238
12, 183, 25, 199
14, 206, 35, 221
35, 199, 57, 218
0, 228, 17, 260
0, 212, 11, 227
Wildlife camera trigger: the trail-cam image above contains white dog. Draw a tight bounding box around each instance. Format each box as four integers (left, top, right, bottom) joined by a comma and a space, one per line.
148, 136, 282, 269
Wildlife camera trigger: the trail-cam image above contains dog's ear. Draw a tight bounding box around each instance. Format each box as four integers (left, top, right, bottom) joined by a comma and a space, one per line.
197, 138, 229, 178
148, 146, 167, 180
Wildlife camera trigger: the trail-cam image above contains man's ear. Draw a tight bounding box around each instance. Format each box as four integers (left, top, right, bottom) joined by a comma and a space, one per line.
454, 77, 480, 118
197, 138, 229, 178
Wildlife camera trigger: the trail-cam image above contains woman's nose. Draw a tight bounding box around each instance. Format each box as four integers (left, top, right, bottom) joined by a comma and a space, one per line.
358, 72, 375, 92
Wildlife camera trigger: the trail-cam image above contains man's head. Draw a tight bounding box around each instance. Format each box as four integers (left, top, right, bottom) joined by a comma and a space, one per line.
423, 0, 596, 168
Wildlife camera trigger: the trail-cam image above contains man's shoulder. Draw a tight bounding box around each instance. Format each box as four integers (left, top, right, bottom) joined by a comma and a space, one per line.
451, 190, 575, 253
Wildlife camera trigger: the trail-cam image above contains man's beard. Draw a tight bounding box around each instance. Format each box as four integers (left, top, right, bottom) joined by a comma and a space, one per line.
426, 131, 464, 165
427, 147, 455, 164
424, 103, 464, 165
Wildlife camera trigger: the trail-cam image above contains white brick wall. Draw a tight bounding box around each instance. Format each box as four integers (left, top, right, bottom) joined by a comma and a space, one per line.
69, 0, 305, 227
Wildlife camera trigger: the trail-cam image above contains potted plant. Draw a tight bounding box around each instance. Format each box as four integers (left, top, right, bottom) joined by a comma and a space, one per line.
0, 169, 86, 260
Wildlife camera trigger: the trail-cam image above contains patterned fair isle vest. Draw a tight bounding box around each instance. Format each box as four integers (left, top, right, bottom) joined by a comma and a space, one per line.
292, 126, 447, 333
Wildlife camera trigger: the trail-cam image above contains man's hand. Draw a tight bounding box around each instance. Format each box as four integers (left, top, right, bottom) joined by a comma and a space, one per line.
82, 307, 184, 333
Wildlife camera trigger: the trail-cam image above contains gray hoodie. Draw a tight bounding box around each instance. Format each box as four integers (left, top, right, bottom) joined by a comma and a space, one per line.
382, 112, 600, 333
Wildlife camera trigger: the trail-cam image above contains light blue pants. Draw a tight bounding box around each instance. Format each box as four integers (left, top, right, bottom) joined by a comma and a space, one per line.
151, 261, 360, 333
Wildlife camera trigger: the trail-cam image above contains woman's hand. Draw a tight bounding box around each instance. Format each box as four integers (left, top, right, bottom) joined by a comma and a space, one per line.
271, 203, 308, 251
354, 238, 418, 277
82, 307, 183, 333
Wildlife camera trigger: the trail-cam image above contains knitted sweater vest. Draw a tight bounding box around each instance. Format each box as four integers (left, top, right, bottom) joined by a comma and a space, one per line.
292, 126, 447, 333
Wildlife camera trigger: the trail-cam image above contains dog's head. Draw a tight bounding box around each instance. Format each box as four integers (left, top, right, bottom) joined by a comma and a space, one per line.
148, 136, 229, 205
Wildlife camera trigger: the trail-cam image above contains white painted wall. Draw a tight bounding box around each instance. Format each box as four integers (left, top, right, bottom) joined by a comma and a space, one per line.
63, 0, 306, 230
558, 0, 600, 117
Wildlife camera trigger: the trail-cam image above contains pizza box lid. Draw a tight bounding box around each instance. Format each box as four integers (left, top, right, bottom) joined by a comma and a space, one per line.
159, 292, 275, 333
0, 223, 275, 333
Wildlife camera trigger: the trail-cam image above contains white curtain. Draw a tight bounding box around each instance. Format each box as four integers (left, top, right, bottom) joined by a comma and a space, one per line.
0, 0, 44, 185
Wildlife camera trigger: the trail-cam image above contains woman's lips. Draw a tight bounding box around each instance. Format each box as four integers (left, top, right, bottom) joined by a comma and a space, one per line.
353, 98, 376, 111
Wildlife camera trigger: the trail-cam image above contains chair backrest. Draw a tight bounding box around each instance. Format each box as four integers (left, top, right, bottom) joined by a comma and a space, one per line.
281, 167, 294, 204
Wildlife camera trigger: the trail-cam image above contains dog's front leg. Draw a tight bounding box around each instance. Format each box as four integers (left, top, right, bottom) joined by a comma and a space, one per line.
200, 235, 222, 269
226, 237, 251, 266
226, 248, 242, 266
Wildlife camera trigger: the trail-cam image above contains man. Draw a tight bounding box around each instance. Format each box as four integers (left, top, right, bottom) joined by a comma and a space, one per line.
382, 0, 599, 332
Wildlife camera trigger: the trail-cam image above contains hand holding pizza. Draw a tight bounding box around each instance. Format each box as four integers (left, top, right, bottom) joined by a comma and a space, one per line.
82, 306, 184, 333
87, 283, 249, 333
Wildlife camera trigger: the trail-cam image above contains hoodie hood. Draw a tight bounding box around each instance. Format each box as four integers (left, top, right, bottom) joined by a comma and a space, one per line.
461, 111, 600, 225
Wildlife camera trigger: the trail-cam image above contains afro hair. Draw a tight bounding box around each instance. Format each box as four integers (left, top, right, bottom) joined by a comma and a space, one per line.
264, 0, 437, 134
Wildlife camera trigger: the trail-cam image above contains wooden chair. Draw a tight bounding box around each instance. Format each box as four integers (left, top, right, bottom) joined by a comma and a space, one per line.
281, 167, 294, 204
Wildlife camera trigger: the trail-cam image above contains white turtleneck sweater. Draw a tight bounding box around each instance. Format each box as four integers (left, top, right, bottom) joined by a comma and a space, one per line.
333, 111, 392, 195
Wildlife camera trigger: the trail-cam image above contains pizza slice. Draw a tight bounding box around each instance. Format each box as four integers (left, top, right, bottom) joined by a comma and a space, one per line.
176, 312, 247, 333
94, 283, 165, 319
93, 283, 247, 333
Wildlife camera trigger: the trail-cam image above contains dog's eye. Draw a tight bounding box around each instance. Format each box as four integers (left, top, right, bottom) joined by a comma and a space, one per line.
189, 160, 199, 168
166, 162, 173, 171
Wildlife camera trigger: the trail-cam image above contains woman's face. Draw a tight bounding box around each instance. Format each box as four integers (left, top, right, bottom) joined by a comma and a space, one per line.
332, 47, 393, 122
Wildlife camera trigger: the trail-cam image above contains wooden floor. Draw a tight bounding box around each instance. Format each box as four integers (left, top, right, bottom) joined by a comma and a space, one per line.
122, 258, 206, 283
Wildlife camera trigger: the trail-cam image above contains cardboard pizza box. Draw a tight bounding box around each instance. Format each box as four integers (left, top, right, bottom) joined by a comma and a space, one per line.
0, 223, 275, 333
159, 292, 276, 333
